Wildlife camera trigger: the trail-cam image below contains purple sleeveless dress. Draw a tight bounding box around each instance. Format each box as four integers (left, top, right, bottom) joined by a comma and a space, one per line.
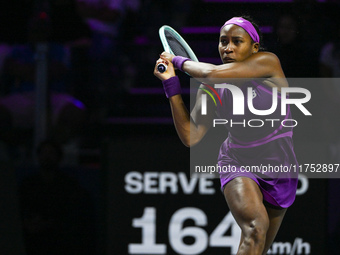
216, 80, 298, 208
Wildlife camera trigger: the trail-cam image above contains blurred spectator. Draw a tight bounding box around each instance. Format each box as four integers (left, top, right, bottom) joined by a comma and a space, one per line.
46, 0, 93, 109
269, 13, 313, 77
19, 139, 95, 255
0, 12, 86, 149
267, 13, 326, 144
118, 0, 142, 93
0, 44, 12, 95
75, 0, 140, 115
320, 22, 340, 78
319, 20, 340, 157
121, 0, 192, 110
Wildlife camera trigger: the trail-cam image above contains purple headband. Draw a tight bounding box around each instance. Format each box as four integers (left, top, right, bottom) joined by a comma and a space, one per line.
221, 17, 260, 43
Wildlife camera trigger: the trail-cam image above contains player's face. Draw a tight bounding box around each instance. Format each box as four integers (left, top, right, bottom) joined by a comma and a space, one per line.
219, 24, 258, 64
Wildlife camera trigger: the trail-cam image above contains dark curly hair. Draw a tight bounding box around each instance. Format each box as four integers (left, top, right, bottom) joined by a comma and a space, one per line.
240, 15, 265, 51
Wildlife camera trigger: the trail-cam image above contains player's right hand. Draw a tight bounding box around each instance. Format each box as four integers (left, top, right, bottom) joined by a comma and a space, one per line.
154, 57, 176, 81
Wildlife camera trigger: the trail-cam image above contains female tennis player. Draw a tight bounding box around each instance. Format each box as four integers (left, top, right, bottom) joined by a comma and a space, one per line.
154, 16, 298, 255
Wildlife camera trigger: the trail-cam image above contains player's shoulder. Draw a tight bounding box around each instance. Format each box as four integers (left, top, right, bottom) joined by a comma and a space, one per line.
254, 51, 282, 67
256, 51, 280, 61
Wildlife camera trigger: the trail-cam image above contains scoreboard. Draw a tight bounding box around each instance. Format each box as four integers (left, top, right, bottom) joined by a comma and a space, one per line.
105, 127, 327, 255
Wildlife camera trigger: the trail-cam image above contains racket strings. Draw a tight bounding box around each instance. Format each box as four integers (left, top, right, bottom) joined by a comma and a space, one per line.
165, 30, 191, 59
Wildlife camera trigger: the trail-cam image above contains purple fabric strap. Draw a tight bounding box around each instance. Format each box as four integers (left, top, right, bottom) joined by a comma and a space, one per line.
221, 17, 260, 43
172, 56, 190, 72
162, 76, 181, 98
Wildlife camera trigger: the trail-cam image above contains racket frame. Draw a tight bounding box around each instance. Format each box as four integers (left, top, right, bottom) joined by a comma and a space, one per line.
159, 25, 199, 62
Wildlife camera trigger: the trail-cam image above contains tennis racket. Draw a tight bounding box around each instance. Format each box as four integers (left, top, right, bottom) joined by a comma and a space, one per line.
157, 25, 198, 73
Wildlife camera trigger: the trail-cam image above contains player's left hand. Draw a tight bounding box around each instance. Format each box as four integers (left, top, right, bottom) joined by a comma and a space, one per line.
160, 52, 175, 62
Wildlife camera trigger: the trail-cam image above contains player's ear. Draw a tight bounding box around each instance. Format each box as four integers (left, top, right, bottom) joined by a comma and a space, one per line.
252, 43, 259, 53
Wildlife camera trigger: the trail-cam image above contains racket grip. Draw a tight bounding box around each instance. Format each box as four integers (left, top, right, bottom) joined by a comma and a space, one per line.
157, 63, 167, 73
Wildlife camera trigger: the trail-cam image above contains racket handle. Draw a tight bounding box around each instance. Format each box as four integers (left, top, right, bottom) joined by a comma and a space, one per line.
157, 63, 167, 73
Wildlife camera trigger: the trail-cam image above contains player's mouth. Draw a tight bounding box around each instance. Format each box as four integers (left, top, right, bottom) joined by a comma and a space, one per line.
223, 57, 235, 63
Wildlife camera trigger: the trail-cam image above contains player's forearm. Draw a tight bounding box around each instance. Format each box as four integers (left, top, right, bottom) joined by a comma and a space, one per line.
182, 61, 216, 80
169, 95, 191, 147
181, 61, 239, 85
172, 56, 217, 84
169, 95, 201, 147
